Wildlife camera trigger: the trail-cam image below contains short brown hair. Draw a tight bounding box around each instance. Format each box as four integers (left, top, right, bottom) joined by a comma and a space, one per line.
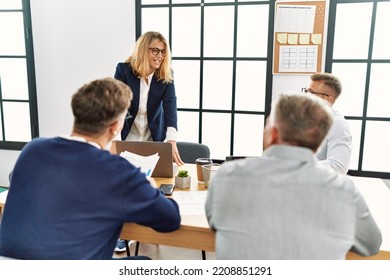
71, 77, 132, 135
311, 73, 342, 98
272, 93, 333, 151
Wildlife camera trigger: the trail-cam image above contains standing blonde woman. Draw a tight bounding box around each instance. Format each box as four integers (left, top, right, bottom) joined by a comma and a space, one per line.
114, 31, 184, 253
114, 31, 184, 165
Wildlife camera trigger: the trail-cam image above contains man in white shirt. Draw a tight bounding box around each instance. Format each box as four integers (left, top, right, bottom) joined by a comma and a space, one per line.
302, 73, 352, 174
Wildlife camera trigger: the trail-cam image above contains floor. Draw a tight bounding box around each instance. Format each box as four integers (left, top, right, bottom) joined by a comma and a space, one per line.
113, 242, 216, 260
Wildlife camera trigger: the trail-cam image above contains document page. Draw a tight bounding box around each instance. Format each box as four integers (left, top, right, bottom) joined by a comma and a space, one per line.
275, 4, 316, 33
120, 151, 159, 178
172, 191, 208, 216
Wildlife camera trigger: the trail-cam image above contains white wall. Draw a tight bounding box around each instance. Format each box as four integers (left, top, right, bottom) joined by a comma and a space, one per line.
0, 0, 135, 186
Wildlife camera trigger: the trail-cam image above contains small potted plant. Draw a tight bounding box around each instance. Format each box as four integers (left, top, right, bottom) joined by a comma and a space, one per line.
175, 169, 191, 189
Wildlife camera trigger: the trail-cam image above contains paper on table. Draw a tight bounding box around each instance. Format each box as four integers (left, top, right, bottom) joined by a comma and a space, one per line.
172, 191, 208, 216
120, 151, 159, 178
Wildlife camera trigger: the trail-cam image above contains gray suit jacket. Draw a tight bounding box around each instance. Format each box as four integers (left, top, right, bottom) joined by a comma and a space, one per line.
205, 145, 382, 259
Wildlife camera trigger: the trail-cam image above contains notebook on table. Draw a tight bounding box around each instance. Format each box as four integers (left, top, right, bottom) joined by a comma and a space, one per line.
113, 141, 173, 178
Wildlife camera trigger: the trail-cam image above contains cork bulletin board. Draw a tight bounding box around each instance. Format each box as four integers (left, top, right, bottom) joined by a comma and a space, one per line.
273, 1, 326, 74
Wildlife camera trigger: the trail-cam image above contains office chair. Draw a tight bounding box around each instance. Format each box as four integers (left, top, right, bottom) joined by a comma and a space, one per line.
176, 141, 210, 163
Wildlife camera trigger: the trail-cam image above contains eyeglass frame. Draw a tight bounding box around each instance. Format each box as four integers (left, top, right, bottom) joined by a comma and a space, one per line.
149, 47, 166, 57
301, 88, 331, 98
124, 111, 132, 120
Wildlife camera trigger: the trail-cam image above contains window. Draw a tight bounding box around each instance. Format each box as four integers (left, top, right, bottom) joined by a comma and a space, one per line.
327, 0, 390, 178
0, 0, 38, 150
137, 0, 274, 160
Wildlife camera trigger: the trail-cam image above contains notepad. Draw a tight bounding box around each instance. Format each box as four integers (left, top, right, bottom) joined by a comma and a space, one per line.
172, 191, 207, 216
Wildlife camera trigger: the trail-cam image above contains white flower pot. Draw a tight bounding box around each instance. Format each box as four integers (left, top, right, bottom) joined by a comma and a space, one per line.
175, 176, 191, 189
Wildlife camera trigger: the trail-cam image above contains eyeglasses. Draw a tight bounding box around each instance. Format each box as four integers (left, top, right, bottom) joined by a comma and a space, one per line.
149, 47, 166, 57
301, 88, 330, 98
125, 111, 132, 120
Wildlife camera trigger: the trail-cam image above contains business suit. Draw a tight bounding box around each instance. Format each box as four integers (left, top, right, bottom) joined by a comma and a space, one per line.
205, 145, 382, 259
114, 62, 178, 141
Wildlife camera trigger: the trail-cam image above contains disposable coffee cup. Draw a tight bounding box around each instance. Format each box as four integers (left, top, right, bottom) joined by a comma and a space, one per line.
202, 163, 220, 188
195, 158, 213, 183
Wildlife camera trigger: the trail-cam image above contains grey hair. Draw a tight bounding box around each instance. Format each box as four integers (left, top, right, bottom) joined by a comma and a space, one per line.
270, 93, 333, 151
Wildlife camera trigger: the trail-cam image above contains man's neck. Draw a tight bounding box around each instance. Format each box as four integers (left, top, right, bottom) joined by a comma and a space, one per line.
70, 131, 105, 149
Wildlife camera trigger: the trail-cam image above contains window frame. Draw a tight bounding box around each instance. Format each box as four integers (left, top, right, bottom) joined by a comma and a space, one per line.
135, 0, 274, 158
0, 0, 38, 150
326, 0, 390, 179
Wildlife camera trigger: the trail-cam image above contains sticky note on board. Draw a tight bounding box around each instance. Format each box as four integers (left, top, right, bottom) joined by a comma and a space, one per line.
299, 34, 310, 44
311, 34, 322, 44
287, 34, 298, 44
277, 33, 288, 44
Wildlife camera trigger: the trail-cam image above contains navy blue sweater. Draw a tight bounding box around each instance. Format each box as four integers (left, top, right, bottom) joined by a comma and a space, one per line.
0, 137, 180, 259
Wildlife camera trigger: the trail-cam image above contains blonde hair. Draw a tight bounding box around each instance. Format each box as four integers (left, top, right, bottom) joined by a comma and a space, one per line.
126, 31, 173, 83
272, 93, 333, 151
72, 77, 132, 135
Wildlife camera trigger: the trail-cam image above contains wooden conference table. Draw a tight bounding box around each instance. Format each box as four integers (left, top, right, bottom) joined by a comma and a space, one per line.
120, 163, 390, 260
0, 189, 8, 216
1, 165, 389, 259
120, 164, 215, 252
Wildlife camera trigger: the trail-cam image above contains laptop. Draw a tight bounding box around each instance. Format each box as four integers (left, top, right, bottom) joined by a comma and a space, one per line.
113, 141, 173, 178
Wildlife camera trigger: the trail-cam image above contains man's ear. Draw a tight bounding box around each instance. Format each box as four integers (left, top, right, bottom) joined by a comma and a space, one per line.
108, 120, 120, 136
270, 126, 279, 145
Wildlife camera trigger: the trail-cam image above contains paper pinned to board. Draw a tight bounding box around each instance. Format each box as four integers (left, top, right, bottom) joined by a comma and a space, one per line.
120, 151, 160, 178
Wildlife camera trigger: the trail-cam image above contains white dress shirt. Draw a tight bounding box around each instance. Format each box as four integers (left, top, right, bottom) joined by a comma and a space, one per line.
126, 72, 177, 142
316, 108, 352, 174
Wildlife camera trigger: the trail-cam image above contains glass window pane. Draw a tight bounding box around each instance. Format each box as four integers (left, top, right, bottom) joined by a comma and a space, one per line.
205, 0, 234, 3
237, 5, 269, 57
203, 61, 232, 110
373, 2, 390, 59
333, 3, 372, 59
235, 61, 266, 111
362, 121, 390, 172
172, 0, 200, 3
172, 7, 200, 57
346, 120, 361, 171
202, 112, 231, 160
3, 102, 31, 141
142, 0, 169, 4
234, 114, 264, 157
0, 58, 29, 100
141, 8, 169, 41
0, 12, 26, 55
177, 111, 199, 142
331, 63, 366, 117
172, 60, 200, 109
204, 6, 234, 57
367, 63, 390, 118
0, 0, 22, 9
